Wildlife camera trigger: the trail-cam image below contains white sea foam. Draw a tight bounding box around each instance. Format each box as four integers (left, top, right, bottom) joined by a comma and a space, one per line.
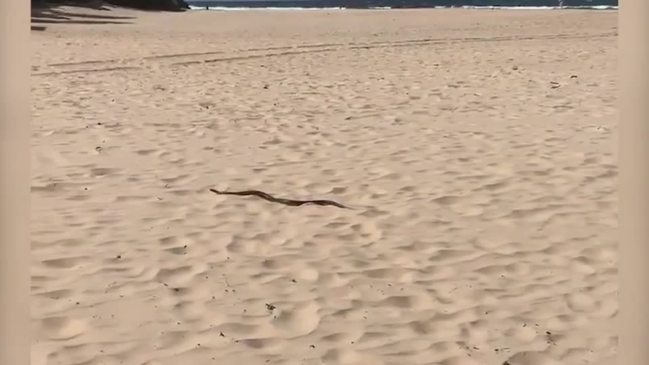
188, 4, 618, 11
461, 5, 617, 10
189, 5, 347, 10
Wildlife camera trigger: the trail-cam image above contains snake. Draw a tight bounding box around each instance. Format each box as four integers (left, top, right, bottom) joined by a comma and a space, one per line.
209, 188, 351, 209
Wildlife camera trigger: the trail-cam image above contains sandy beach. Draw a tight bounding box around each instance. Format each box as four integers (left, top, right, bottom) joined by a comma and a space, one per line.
31, 7, 618, 365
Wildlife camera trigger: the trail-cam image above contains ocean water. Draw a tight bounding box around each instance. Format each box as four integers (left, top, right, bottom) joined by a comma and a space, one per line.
187, 0, 617, 10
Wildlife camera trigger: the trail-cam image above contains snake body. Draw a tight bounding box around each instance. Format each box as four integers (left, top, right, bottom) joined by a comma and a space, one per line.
209, 188, 350, 209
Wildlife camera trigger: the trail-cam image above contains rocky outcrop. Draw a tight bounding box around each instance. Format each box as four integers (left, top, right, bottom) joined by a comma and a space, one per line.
32, 0, 190, 11
104, 0, 190, 11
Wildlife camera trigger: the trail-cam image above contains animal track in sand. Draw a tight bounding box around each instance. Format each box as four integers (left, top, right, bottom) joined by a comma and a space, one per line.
34, 32, 616, 77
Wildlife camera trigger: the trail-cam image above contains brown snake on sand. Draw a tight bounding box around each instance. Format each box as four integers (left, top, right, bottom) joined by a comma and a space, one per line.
209, 188, 351, 209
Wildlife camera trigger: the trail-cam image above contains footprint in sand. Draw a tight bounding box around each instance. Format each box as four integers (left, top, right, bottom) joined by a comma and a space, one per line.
440, 356, 483, 365
272, 301, 320, 337
322, 348, 384, 365
41, 256, 89, 270
503, 351, 560, 365
39, 316, 87, 340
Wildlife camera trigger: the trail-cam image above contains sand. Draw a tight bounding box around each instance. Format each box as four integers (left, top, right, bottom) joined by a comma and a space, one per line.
31, 7, 618, 365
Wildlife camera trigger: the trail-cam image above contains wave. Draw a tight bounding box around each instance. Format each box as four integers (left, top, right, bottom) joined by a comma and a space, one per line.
461, 4, 616, 8
189, 4, 617, 10
190, 5, 346, 9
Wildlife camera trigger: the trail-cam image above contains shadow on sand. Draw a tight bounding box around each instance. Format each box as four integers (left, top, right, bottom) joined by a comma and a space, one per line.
31, 1, 136, 29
